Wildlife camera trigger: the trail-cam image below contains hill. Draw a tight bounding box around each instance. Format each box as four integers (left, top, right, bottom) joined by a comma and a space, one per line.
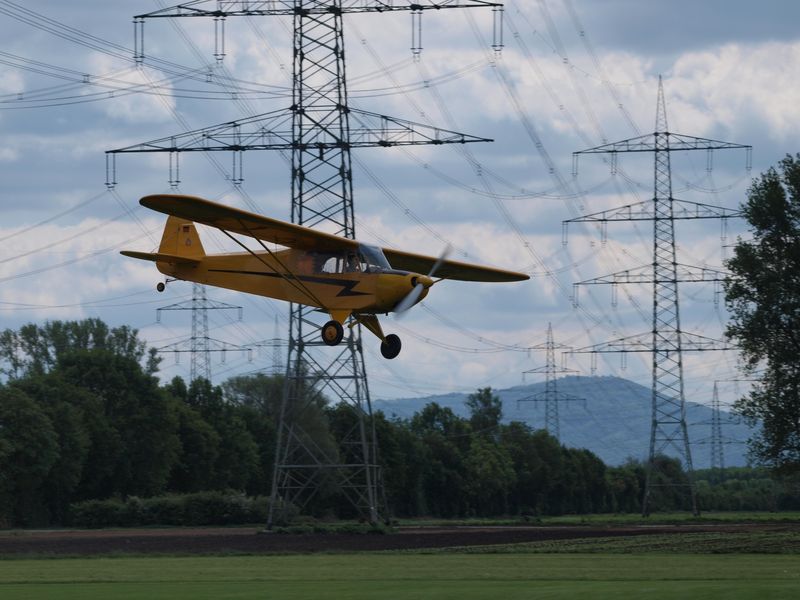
374, 375, 754, 468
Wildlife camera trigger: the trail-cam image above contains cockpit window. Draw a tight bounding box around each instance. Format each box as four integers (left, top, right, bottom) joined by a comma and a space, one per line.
358, 244, 391, 273
317, 245, 391, 274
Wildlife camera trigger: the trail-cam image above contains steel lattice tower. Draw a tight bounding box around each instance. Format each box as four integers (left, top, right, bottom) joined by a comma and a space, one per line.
518, 323, 583, 440
709, 382, 725, 472
108, 1, 502, 525
693, 379, 748, 480
568, 77, 750, 516
156, 283, 249, 382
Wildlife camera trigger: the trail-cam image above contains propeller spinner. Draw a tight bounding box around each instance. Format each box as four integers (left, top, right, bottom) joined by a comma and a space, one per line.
394, 245, 451, 314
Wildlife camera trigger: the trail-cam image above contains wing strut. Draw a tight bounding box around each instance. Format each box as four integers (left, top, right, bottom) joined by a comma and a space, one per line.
215, 219, 330, 311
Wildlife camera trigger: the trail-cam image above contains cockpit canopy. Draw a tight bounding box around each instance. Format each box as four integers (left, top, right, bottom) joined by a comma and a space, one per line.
299, 244, 393, 274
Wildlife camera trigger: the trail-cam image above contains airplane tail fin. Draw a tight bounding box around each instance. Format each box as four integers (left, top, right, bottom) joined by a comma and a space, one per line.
158, 215, 205, 259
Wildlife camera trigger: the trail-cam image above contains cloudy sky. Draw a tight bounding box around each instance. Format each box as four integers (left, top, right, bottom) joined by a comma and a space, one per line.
0, 0, 798, 411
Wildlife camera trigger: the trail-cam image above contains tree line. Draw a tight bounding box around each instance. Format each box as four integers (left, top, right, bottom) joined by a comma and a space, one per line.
1, 318, 797, 528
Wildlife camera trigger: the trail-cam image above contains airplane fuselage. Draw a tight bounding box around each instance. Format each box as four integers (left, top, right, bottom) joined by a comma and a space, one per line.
155, 248, 430, 315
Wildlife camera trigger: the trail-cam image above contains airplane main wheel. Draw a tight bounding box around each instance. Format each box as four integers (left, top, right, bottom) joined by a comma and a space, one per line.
380, 334, 402, 359
322, 320, 344, 346
156, 282, 166, 293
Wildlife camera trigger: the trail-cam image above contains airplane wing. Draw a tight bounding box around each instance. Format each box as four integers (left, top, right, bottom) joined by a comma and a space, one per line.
139, 194, 359, 253
139, 194, 529, 281
120, 250, 201, 265
382, 248, 529, 282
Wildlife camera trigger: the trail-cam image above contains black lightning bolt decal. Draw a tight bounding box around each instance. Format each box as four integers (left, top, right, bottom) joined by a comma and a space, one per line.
207, 269, 369, 297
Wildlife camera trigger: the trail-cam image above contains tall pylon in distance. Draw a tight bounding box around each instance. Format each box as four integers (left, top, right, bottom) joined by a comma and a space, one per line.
708, 382, 726, 473
692, 380, 746, 480
155, 283, 249, 383
518, 323, 583, 441
568, 77, 751, 516
109, 1, 503, 526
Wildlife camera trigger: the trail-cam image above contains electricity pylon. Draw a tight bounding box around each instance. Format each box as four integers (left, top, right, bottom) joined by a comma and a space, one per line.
692, 379, 747, 480
108, 1, 502, 526
709, 382, 725, 472
156, 283, 249, 382
518, 323, 583, 440
568, 77, 750, 516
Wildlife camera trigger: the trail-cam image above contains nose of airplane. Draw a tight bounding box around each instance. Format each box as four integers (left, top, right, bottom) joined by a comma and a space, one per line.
392, 273, 433, 314
410, 274, 434, 290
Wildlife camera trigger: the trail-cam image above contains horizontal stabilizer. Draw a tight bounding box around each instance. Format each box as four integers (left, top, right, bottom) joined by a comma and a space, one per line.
120, 250, 200, 265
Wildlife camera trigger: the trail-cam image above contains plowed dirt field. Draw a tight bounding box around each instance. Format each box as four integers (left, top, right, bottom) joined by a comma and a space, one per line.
1, 522, 794, 555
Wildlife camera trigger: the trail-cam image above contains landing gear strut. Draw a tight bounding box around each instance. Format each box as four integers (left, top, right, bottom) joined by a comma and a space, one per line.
321, 320, 344, 346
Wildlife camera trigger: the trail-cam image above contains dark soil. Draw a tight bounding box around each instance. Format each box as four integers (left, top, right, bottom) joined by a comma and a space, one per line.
0, 522, 795, 556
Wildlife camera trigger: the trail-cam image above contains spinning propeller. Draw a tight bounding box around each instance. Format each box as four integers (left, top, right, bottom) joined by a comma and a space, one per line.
394, 245, 451, 314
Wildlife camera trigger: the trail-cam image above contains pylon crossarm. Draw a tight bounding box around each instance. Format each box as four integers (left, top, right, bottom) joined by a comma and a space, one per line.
107, 108, 491, 154
157, 336, 251, 353
348, 109, 493, 146
574, 133, 656, 155
565, 199, 742, 223
519, 391, 584, 403
135, 1, 503, 19
571, 331, 732, 354
575, 263, 730, 286
523, 366, 577, 375
679, 332, 733, 351
575, 133, 751, 155
571, 333, 651, 354
156, 299, 244, 311
666, 133, 751, 152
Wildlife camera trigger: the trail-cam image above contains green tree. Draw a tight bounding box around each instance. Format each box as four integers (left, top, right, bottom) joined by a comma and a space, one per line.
500, 421, 548, 515
55, 349, 180, 497
605, 461, 641, 513
0, 387, 59, 526
12, 374, 93, 522
0, 319, 159, 380
561, 448, 607, 513
372, 412, 428, 517
465, 387, 502, 438
186, 378, 260, 491
464, 436, 516, 515
222, 373, 287, 494
410, 403, 471, 516
725, 153, 800, 471
168, 401, 221, 493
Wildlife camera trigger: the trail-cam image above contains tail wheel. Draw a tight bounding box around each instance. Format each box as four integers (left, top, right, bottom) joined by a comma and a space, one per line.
156, 282, 166, 293
380, 334, 402, 359
322, 320, 344, 346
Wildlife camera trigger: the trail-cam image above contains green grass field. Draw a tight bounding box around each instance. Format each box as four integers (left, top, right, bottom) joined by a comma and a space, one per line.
1, 553, 798, 599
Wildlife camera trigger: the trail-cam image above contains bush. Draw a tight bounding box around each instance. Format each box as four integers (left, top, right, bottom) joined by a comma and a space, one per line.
141, 495, 185, 526
68, 491, 279, 528
69, 499, 126, 529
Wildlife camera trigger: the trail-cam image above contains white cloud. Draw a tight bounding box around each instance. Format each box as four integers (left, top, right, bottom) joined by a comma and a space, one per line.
0, 217, 161, 320
87, 54, 176, 124
670, 42, 800, 140
0, 68, 23, 94
0, 146, 18, 162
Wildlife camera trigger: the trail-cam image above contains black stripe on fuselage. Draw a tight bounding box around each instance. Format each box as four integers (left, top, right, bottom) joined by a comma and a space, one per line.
207, 268, 370, 297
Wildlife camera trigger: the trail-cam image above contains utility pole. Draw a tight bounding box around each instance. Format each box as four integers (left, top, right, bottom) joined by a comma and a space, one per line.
568, 77, 750, 516
108, 1, 503, 526
518, 322, 583, 440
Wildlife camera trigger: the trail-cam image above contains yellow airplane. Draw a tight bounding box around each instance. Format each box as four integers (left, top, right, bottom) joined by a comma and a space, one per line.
122, 194, 529, 359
